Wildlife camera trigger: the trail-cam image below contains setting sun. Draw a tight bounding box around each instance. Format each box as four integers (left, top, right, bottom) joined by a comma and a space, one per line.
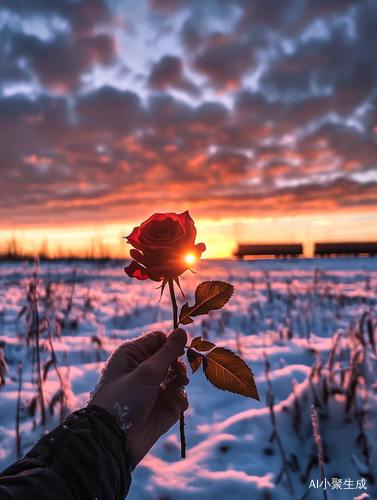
184, 254, 196, 265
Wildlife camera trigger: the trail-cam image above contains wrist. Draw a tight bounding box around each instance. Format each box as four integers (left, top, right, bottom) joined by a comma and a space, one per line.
90, 395, 133, 432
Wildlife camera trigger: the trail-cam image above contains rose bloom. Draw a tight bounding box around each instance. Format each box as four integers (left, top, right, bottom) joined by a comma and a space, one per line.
124, 211, 206, 282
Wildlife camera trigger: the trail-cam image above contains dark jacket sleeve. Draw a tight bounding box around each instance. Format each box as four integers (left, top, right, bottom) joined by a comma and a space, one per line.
0, 404, 135, 500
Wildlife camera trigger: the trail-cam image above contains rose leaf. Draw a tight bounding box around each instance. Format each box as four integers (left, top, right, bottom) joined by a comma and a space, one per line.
190, 336, 216, 352
187, 337, 216, 373
186, 348, 201, 373
202, 347, 260, 401
179, 281, 234, 325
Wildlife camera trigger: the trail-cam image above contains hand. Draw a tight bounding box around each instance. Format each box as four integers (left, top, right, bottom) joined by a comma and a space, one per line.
89, 328, 189, 464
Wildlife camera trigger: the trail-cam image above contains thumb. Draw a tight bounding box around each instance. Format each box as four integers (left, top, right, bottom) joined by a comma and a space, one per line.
141, 328, 187, 380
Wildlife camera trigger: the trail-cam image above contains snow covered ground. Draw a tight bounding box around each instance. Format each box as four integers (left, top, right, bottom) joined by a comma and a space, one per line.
0, 257, 376, 499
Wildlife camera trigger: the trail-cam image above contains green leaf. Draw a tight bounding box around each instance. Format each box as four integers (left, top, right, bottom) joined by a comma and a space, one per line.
187, 348, 201, 373
202, 347, 260, 401
179, 281, 234, 325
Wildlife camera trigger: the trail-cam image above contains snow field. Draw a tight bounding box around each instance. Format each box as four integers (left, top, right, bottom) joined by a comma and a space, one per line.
0, 257, 376, 499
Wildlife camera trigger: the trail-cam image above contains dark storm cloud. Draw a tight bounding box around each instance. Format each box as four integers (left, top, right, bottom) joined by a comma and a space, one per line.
0, 0, 377, 226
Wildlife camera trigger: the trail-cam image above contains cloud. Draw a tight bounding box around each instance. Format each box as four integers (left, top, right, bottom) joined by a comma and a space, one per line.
193, 38, 255, 91
148, 0, 187, 14
2, 0, 112, 36
1, 0, 117, 92
181, 19, 203, 52
75, 86, 142, 133
9, 32, 116, 92
205, 151, 251, 183
148, 55, 200, 96
0, 0, 377, 229
2, 79, 377, 225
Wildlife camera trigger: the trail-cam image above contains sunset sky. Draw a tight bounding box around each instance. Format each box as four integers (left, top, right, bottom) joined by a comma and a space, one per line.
1, 0, 377, 258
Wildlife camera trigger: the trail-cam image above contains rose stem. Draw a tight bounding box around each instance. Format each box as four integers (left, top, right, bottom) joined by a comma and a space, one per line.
168, 279, 186, 459
169, 279, 178, 330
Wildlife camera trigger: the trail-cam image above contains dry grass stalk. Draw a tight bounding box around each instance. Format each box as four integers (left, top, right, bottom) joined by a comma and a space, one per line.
327, 329, 343, 374
265, 271, 273, 304
16, 362, 22, 459
41, 276, 70, 423
264, 351, 294, 495
63, 268, 77, 334
26, 259, 46, 426
235, 329, 243, 357
44, 317, 68, 422
366, 311, 376, 354
345, 348, 362, 413
354, 395, 374, 485
311, 405, 328, 500
0, 345, 7, 389
291, 379, 301, 435
357, 312, 369, 347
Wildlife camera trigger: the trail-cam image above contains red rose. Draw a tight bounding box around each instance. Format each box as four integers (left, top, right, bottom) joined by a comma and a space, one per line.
124, 211, 206, 282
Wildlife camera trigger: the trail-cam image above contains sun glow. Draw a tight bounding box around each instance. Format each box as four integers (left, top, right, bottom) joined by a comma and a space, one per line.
184, 254, 196, 264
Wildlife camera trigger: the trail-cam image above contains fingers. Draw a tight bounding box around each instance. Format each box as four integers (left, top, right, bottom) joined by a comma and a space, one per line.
171, 360, 189, 386
160, 359, 189, 417
106, 330, 167, 375
161, 360, 189, 390
172, 384, 189, 414
126, 330, 168, 358
160, 377, 189, 418
141, 328, 187, 380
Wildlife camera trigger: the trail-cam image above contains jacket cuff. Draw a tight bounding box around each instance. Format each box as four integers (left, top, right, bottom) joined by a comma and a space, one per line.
0, 404, 136, 500
80, 404, 136, 472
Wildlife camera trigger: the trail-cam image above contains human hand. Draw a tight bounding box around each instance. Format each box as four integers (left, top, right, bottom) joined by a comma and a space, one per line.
89, 328, 189, 464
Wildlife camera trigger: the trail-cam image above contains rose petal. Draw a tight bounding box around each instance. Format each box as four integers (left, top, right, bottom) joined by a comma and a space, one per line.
195, 242, 206, 254
139, 212, 179, 230
129, 248, 149, 267
138, 245, 182, 261
125, 226, 144, 251
124, 260, 150, 280
124, 211, 205, 282
178, 211, 193, 233
140, 218, 183, 244
143, 257, 196, 281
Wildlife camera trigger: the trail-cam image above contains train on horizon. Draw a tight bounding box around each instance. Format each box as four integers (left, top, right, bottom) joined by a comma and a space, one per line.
234, 242, 377, 258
